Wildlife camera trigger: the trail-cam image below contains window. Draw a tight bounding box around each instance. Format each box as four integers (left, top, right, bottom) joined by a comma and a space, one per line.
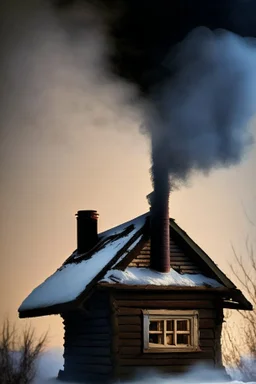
143, 310, 199, 352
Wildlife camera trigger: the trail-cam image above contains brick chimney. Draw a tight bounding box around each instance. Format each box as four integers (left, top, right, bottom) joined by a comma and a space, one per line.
147, 168, 170, 273
76, 210, 99, 254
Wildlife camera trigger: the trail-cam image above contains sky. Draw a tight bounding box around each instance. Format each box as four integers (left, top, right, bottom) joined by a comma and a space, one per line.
0, 0, 256, 348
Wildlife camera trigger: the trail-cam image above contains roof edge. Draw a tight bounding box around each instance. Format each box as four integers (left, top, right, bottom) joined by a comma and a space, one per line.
170, 219, 236, 289
18, 223, 147, 318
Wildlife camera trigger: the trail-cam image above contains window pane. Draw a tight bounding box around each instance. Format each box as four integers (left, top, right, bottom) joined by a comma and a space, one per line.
149, 320, 163, 331
149, 334, 164, 344
167, 320, 174, 331
166, 334, 174, 345
177, 320, 189, 331
177, 334, 190, 345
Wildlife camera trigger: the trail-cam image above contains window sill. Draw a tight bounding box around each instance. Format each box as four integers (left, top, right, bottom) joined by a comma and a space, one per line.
143, 346, 202, 353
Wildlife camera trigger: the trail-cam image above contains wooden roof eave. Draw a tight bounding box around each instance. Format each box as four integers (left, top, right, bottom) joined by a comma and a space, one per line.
97, 283, 234, 293
18, 225, 146, 319
170, 220, 236, 289
97, 283, 253, 310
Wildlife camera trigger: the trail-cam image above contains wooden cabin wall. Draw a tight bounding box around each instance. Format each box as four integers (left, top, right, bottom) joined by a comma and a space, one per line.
128, 239, 203, 274
112, 290, 224, 381
59, 292, 113, 383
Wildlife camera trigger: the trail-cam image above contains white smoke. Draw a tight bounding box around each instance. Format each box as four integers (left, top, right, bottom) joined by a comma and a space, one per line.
148, 27, 256, 190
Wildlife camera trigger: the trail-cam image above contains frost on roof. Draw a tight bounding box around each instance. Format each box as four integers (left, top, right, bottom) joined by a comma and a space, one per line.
19, 213, 148, 312
101, 267, 223, 287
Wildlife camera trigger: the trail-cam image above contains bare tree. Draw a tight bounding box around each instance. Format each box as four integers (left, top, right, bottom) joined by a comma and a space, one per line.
0, 319, 47, 384
222, 235, 256, 381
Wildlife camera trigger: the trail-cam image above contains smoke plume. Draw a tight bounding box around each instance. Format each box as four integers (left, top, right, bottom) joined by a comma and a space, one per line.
52, 0, 256, 196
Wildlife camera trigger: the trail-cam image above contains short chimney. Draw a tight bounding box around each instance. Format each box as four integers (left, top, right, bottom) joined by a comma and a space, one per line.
76, 210, 99, 254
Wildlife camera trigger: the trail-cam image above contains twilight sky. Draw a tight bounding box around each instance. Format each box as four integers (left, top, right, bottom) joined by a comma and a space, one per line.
0, 0, 255, 347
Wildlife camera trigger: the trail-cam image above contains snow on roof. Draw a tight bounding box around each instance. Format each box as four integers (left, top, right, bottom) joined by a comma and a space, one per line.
101, 267, 223, 287
19, 213, 148, 312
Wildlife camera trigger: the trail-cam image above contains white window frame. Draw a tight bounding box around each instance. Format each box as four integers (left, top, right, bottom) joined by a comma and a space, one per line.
143, 310, 200, 353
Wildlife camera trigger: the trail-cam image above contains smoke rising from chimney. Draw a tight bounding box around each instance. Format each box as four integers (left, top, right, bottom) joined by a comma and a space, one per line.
2, 0, 256, 197
148, 27, 256, 190
51, 0, 256, 194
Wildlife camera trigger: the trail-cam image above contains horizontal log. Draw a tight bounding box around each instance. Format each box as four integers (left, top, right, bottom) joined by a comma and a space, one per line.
114, 291, 218, 300
200, 339, 215, 347
64, 355, 111, 365
130, 263, 150, 267
118, 339, 142, 347
119, 358, 215, 366
117, 308, 142, 316
119, 325, 141, 333
64, 318, 110, 327
117, 308, 217, 319
119, 347, 215, 359
119, 332, 141, 339
118, 317, 141, 325
199, 309, 216, 319
200, 329, 214, 339
116, 300, 215, 309
65, 326, 111, 335
118, 365, 192, 375
64, 338, 111, 348
64, 346, 110, 356
64, 332, 110, 341
199, 319, 215, 328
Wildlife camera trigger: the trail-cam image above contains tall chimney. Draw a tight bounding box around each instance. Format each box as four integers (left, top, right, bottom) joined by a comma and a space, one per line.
149, 147, 170, 273
76, 210, 99, 254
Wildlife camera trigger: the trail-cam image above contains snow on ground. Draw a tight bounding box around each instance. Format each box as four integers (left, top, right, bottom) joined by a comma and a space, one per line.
101, 267, 223, 287
34, 348, 256, 384
19, 214, 148, 312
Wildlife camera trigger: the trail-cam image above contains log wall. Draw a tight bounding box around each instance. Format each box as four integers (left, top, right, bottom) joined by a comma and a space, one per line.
129, 239, 203, 274
59, 292, 113, 383
58, 288, 226, 383
113, 290, 224, 380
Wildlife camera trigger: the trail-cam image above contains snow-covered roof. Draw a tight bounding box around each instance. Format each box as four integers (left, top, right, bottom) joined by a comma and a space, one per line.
19, 211, 252, 318
19, 213, 148, 314
101, 267, 223, 287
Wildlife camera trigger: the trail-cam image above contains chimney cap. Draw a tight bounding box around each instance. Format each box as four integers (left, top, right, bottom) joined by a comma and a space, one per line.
76, 210, 99, 219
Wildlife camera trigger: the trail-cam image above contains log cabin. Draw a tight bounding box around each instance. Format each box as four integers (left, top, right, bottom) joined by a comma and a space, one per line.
18, 200, 252, 383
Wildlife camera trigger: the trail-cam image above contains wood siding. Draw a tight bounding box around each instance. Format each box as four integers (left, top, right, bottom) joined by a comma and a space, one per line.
129, 239, 203, 274
113, 290, 224, 380
59, 292, 113, 383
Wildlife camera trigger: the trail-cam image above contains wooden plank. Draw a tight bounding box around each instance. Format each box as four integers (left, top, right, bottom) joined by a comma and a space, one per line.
118, 317, 141, 325
119, 325, 141, 333
200, 329, 214, 339
64, 355, 111, 365
119, 358, 214, 366
114, 291, 217, 300
64, 318, 110, 327
200, 339, 215, 347
110, 293, 118, 380
118, 308, 142, 316
116, 300, 215, 309
119, 332, 141, 339
64, 346, 110, 356
199, 309, 216, 318
119, 348, 215, 359
118, 339, 142, 347
65, 326, 111, 335
199, 319, 215, 328
64, 332, 110, 341
64, 338, 111, 347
